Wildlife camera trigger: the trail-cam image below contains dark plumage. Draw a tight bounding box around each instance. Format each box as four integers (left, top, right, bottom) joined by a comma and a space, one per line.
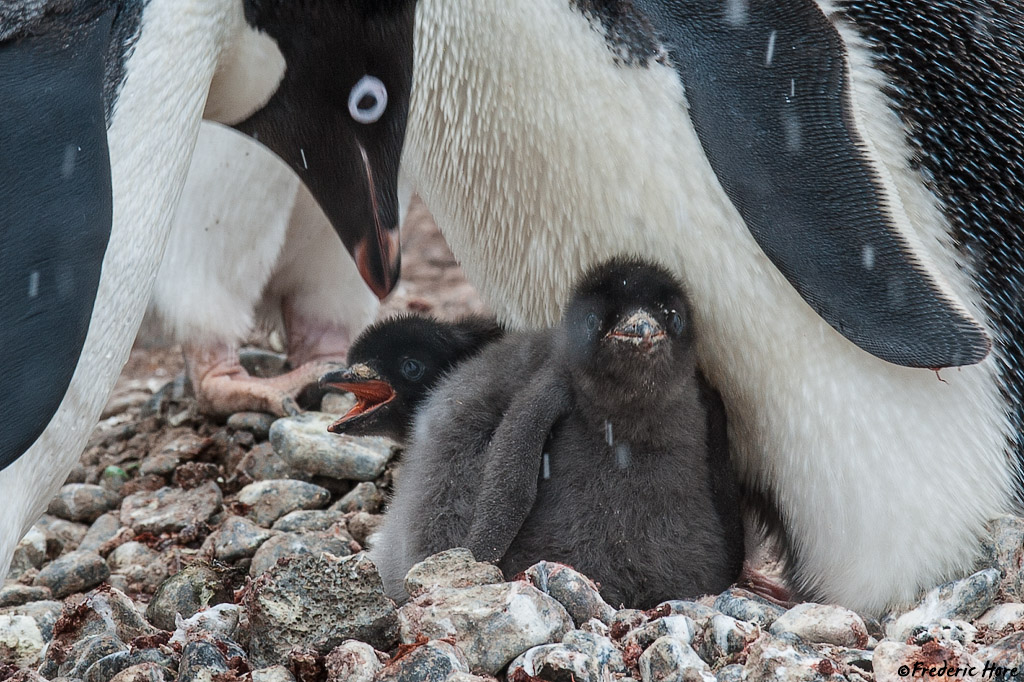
319, 314, 503, 443
370, 257, 745, 608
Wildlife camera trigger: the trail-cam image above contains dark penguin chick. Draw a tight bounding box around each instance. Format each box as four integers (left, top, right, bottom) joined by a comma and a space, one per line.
370, 257, 745, 607
318, 314, 502, 443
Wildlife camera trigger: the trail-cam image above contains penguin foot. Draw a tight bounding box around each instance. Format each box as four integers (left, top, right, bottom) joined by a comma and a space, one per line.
736, 562, 797, 608
185, 343, 342, 418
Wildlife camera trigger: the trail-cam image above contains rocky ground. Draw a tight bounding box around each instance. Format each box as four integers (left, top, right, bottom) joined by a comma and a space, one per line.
4, 207, 1024, 681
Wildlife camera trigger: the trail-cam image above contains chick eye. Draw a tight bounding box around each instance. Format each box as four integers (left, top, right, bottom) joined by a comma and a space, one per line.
669, 311, 685, 336
348, 75, 388, 124
586, 313, 600, 333
400, 357, 425, 381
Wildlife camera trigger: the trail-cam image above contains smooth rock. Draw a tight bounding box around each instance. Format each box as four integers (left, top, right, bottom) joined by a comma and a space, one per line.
564, 629, 626, 673
525, 561, 616, 626
324, 640, 383, 682
1, 599, 63, 641
270, 413, 397, 481
236, 479, 330, 527
974, 631, 1024, 676
109, 663, 173, 682
713, 589, 786, 628
444, 675, 496, 682
320, 392, 356, 415
251, 665, 296, 682
145, 563, 233, 631
0, 614, 45, 666
34, 514, 88, 553
404, 549, 504, 598
271, 510, 348, 533
34, 550, 110, 598
639, 637, 714, 682
52, 588, 157, 650
872, 640, 981, 682
228, 412, 278, 440
581, 618, 611, 638
203, 515, 275, 562
56, 634, 128, 679
375, 640, 468, 682
239, 347, 288, 378
236, 442, 306, 482
169, 603, 241, 646
886, 569, 1001, 641
120, 482, 222, 534
331, 482, 384, 514
84, 650, 176, 682
977, 603, 1024, 631
700, 614, 759, 664
625, 616, 697, 651
248, 528, 353, 576
658, 601, 719, 630
106, 542, 168, 593
907, 619, 977, 646
507, 644, 594, 682
610, 609, 649, 640
347, 512, 383, 546
178, 640, 229, 682
0, 584, 52, 607
398, 581, 573, 674
7, 528, 48, 579
79, 514, 123, 553
48, 484, 120, 523
244, 552, 399, 666
769, 603, 869, 648
138, 455, 180, 478
715, 664, 745, 682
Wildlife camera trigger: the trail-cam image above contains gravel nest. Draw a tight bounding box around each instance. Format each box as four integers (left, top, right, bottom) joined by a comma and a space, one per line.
6, 213, 1024, 682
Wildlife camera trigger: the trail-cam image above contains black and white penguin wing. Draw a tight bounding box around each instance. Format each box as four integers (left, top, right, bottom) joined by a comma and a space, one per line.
465, 365, 571, 563
0, 7, 114, 469
630, 0, 990, 369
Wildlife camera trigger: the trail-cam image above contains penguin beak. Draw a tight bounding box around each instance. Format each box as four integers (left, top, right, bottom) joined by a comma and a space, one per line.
351, 144, 402, 299
608, 310, 666, 351
319, 364, 396, 432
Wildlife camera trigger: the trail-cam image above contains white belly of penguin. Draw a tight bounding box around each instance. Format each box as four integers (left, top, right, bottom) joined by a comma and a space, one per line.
403, 0, 1014, 613
0, 0, 236, 577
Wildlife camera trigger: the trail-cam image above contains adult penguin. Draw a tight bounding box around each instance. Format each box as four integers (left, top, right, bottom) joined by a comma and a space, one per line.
0, 0, 415, 577
399, 0, 1023, 614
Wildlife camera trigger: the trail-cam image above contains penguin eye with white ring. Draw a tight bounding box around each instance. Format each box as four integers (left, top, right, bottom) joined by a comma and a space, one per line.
586, 313, 600, 333
400, 357, 425, 381
669, 311, 685, 336
348, 75, 388, 124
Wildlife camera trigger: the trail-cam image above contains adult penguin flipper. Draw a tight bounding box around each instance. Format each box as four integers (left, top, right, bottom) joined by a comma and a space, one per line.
0, 8, 114, 470
634, 0, 990, 369
465, 366, 570, 563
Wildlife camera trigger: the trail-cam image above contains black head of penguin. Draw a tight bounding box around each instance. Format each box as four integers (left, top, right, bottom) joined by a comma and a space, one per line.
319, 314, 503, 442
563, 257, 695, 400
235, 0, 417, 299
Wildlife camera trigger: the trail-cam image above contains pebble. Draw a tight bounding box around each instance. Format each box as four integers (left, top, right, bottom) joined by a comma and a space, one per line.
445, 675, 496, 682
56, 634, 128, 679
244, 552, 399, 666
106, 542, 168, 593
638, 636, 714, 682
101, 466, 130, 495
659, 601, 720, 630
2, 599, 63, 641
0, 614, 45, 666
50, 588, 157, 651
251, 666, 296, 682
976, 603, 1024, 631
228, 412, 278, 440
202, 515, 275, 562
109, 663, 174, 682
872, 639, 980, 681
0, 584, 52, 608
769, 602, 869, 648
34, 514, 89, 553
403, 548, 505, 598
564, 629, 626, 674
974, 631, 1024, 675
376, 639, 469, 682
525, 561, 616, 626
79, 513, 123, 553
169, 603, 241, 646
271, 509, 348, 533
236, 479, 331, 527
741, 634, 838, 682
715, 664, 745, 682
624, 615, 697, 651
33, 550, 110, 599
236, 442, 307, 482
83, 650, 177, 682
984, 515, 1024, 601
145, 563, 233, 631
331, 482, 385, 514
699, 613, 759, 664
239, 347, 288, 378
48, 484, 121, 523
348, 512, 384, 546
713, 589, 787, 627
178, 640, 230, 682
7, 527, 48, 579
138, 454, 180, 478
248, 529, 354, 576
886, 568, 1001, 641
324, 640, 384, 682
907, 618, 977, 646
398, 581, 574, 674
270, 413, 397, 481
119, 482, 223, 534
320, 391, 356, 415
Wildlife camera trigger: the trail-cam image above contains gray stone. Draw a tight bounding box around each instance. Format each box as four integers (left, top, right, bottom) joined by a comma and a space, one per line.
271, 510, 348, 533
270, 413, 397, 481
203, 515, 275, 562
84, 650, 177, 682
699, 614, 759, 664
251, 665, 296, 682
331, 482, 384, 514
56, 634, 128, 679
107, 542, 168, 593
228, 412, 278, 440
33, 550, 110, 598
244, 552, 399, 666
507, 644, 595, 682
976, 603, 1024, 631
51, 588, 157, 649
769, 603, 869, 648
0, 614, 45, 666
120, 482, 222, 534
624, 615, 697, 651
1, 599, 63, 641
563, 629, 625, 672
145, 563, 233, 631
984, 515, 1024, 601
109, 663, 174, 682
713, 589, 786, 628
240, 347, 288, 378
974, 631, 1024, 677
654, 601, 719, 630
324, 640, 383, 682
715, 664, 745, 682
611, 609, 649, 639
0, 584, 52, 607
397, 581, 573, 674
48, 484, 121, 523
178, 640, 229, 682
375, 640, 468, 682
169, 603, 241, 646
404, 548, 505, 598
138, 455, 180, 478
320, 392, 356, 415
237, 442, 306, 482
580, 618, 611, 638
248, 529, 354, 576
639, 637, 714, 682
33, 514, 89, 553
524, 561, 616, 626
347, 512, 384, 546
236, 479, 330, 527
7, 527, 48, 579
886, 568, 1001, 641
79, 513, 123, 553
907, 618, 977, 646
872, 640, 980, 682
